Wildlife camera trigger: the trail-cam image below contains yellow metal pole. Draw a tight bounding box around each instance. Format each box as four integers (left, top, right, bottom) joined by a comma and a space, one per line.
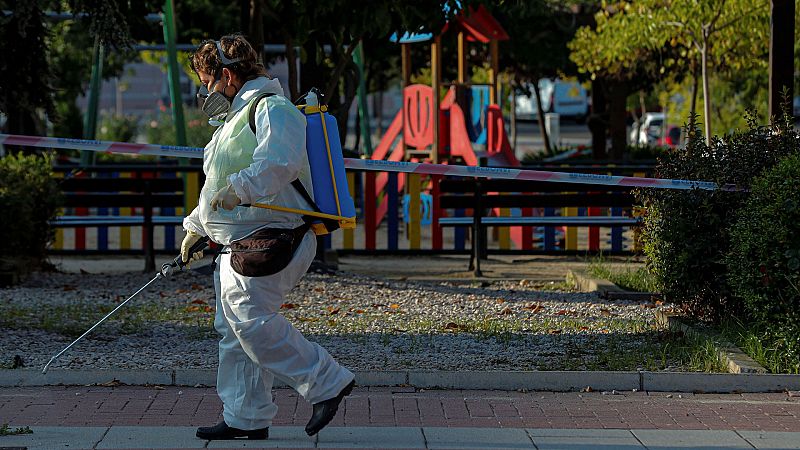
431, 36, 441, 164
489, 39, 499, 105
457, 32, 467, 84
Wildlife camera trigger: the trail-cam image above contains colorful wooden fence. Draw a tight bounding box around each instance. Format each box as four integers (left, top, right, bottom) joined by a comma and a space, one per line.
51, 165, 201, 252
50, 163, 651, 255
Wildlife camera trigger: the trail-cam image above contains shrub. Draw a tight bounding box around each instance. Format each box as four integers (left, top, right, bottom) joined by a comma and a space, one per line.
97, 112, 139, 143
144, 108, 215, 148
726, 154, 800, 357
0, 153, 62, 267
635, 113, 800, 320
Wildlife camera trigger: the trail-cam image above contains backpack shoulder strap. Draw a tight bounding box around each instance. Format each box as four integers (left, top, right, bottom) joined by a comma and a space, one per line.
291, 179, 339, 231
248, 93, 276, 135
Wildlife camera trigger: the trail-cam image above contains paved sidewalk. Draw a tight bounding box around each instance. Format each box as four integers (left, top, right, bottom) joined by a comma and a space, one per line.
1, 386, 799, 449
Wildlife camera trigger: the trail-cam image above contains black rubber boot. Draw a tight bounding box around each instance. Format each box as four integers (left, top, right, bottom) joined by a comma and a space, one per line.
196, 421, 268, 440
305, 379, 355, 436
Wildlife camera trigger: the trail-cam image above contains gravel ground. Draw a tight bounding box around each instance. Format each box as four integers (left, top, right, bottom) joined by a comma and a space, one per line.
1, 268, 681, 372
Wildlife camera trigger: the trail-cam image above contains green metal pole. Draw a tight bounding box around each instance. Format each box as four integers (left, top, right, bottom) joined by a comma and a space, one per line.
81, 36, 104, 166
353, 42, 373, 157
162, 0, 194, 213
163, 0, 186, 147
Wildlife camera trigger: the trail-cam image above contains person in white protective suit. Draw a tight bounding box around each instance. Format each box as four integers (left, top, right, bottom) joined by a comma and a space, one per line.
182, 34, 355, 441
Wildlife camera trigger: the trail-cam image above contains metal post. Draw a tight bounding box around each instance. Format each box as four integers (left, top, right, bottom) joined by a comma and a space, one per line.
353, 42, 373, 157
769, 0, 795, 120
81, 36, 104, 166
162, 0, 195, 220
162, 0, 186, 148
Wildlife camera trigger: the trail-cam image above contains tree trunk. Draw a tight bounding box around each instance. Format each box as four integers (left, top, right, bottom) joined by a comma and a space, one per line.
300, 39, 325, 98
248, 0, 265, 65
375, 91, 383, 135
532, 81, 551, 153
330, 59, 358, 148
589, 78, 607, 159
284, 35, 298, 101
607, 80, 628, 160
239, 0, 250, 35
690, 60, 699, 118
701, 44, 712, 145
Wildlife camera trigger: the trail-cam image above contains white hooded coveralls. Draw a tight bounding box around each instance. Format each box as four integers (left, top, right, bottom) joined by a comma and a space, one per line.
183, 77, 354, 430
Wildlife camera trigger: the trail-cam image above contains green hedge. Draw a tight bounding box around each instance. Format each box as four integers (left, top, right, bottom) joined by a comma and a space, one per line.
0, 153, 62, 266
726, 154, 800, 365
635, 115, 800, 320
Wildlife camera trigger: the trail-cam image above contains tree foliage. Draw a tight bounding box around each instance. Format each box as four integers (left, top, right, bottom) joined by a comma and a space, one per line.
569, 0, 770, 143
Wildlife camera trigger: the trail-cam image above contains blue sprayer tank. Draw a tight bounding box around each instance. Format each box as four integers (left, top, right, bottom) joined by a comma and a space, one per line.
301, 91, 356, 232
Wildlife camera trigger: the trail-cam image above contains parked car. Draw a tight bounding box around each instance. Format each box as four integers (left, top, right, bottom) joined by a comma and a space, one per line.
630, 112, 664, 146
515, 78, 589, 123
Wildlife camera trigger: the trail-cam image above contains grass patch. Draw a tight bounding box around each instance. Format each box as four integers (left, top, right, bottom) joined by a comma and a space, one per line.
0, 423, 32, 436
587, 256, 659, 292
717, 317, 800, 374
0, 300, 215, 339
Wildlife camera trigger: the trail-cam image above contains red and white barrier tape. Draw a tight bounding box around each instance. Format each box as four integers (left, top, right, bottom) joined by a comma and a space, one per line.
1, 134, 732, 191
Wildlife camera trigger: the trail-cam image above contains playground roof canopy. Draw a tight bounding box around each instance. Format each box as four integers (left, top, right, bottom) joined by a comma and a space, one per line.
390, 4, 508, 44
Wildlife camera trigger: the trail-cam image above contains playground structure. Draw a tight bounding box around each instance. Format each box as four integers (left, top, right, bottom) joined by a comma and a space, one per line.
27, 5, 639, 259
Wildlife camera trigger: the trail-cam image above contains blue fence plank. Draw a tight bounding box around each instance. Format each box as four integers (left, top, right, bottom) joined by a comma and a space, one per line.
611, 206, 623, 251
544, 207, 555, 251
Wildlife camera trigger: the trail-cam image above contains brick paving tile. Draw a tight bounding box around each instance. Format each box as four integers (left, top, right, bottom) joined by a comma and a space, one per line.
2, 385, 800, 433
464, 399, 494, 418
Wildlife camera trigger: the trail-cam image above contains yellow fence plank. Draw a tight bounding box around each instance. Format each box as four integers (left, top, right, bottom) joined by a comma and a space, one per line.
343, 172, 355, 249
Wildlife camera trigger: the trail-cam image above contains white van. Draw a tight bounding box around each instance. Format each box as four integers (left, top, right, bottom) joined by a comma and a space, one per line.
515, 78, 589, 122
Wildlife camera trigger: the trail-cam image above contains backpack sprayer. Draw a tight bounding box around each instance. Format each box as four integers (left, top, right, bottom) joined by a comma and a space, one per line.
41, 237, 210, 374
241, 89, 357, 235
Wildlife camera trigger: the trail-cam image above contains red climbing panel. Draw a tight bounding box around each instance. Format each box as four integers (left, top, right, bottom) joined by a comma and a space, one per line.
403, 84, 435, 150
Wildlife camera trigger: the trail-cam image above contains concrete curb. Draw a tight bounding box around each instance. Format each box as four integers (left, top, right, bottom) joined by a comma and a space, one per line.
567, 270, 766, 376
655, 311, 768, 374
566, 269, 658, 301
3, 369, 799, 393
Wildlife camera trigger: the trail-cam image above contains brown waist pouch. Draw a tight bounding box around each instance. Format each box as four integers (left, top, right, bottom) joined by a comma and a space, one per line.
229, 224, 310, 277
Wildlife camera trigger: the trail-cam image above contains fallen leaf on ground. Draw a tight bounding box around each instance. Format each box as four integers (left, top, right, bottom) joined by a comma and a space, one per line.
99, 379, 122, 387
600, 308, 613, 317
191, 284, 203, 291
523, 303, 544, 313
499, 306, 513, 315
190, 299, 206, 305
389, 304, 400, 309
496, 298, 506, 304
314, 287, 324, 293
548, 329, 562, 334
354, 309, 365, 314
444, 322, 467, 331
581, 386, 593, 393
327, 306, 340, 315
280, 303, 296, 309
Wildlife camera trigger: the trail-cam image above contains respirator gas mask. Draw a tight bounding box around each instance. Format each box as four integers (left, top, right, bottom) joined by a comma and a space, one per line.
197, 41, 243, 124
